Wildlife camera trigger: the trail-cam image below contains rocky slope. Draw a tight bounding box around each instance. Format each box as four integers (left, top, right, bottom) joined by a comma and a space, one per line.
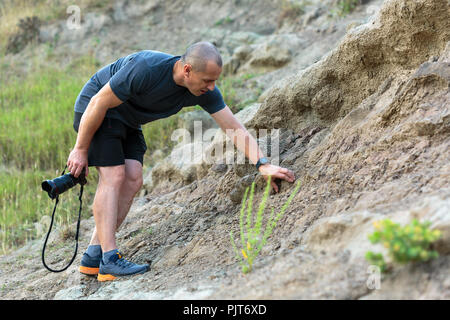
0, 0, 449, 299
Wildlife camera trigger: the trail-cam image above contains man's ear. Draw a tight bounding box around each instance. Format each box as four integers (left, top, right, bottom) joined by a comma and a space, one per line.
183, 64, 192, 77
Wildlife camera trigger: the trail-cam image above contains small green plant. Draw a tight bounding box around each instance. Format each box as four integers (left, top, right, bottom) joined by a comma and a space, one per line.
336, 0, 360, 16
366, 219, 442, 273
230, 176, 301, 273
214, 16, 234, 26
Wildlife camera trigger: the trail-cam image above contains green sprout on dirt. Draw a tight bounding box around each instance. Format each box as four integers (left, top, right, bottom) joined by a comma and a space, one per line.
230, 176, 301, 274
336, 0, 360, 16
365, 219, 442, 273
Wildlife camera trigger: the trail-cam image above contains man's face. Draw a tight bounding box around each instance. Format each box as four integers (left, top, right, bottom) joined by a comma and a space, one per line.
183, 61, 222, 96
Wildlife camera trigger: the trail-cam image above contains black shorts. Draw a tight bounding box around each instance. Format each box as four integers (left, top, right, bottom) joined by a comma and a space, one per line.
73, 112, 147, 167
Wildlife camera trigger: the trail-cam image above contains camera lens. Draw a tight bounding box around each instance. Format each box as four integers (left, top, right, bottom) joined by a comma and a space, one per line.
42, 180, 58, 199
41, 173, 77, 199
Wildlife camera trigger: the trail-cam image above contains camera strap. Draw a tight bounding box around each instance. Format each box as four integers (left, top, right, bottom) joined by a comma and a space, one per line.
42, 166, 84, 273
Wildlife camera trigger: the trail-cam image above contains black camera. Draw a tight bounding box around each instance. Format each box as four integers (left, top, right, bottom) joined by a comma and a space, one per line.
41, 170, 87, 200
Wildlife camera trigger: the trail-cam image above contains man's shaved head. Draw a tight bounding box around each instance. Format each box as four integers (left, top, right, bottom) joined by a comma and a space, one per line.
180, 41, 222, 72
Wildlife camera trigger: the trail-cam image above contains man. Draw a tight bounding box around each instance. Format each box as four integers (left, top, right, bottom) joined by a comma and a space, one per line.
68, 42, 296, 282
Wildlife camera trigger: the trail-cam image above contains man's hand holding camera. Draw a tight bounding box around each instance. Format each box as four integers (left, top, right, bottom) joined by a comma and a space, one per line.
67, 147, 89, 178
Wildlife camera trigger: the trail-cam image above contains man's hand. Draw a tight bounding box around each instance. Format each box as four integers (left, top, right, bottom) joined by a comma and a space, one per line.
258, 164, 295, 193
210, 106, 296, 193
67, 147, 89, 178
67, 82, 123, 178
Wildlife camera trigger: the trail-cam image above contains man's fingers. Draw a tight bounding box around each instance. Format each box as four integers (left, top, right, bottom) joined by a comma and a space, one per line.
74, 165, 83, 178
68, 163, 75, 176
67, 148, 88, 178
277, 168, 295, 182
271, 180, 279, 193
72, 162, 86, 178
290, 171, 296, 181
261, 166, 296, 193
284, 169, 295, 181
287, 173, 295, 182
68, 165, 75, 176
273, 172, 293, 183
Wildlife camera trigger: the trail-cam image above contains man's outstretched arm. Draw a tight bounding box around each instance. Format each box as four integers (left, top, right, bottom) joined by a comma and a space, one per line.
67, 82, 123, 178
211, 105, 295, 193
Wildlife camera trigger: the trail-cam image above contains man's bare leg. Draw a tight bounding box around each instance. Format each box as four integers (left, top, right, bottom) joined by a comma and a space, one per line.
90, 165, 125, 252
89, 159, 143, 247
116, 159, 144, 228
82, 160, 148, 280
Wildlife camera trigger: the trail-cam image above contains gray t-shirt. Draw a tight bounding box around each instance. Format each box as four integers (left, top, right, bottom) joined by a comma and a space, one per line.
74, 50, 226, 129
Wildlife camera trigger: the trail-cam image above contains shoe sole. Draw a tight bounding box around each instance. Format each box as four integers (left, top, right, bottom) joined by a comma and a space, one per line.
97, 268, 149, 282
97, 273, 117, 282
79, 266, 100, 275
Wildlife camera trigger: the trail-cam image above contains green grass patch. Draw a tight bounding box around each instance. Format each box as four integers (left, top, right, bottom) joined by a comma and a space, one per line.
0, 53, 99, 254
0, 55, 100, 170
0, 169, 97, 254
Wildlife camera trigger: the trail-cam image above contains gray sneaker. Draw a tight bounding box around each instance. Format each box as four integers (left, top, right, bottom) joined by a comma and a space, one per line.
98, 250, 149, 282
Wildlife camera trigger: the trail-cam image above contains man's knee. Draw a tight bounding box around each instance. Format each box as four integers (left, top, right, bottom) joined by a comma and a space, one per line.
97, 165, 127, 187
126, 174, 143, 193
124, 159, 143, 193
